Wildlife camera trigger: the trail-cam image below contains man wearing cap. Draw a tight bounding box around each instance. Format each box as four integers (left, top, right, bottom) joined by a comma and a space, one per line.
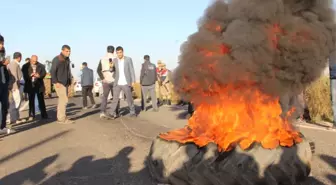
97, 45, 120, 119
158, 63, 172, 105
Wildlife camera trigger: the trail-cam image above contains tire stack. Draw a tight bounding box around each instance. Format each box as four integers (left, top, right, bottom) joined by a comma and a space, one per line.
147, 137, 313, 185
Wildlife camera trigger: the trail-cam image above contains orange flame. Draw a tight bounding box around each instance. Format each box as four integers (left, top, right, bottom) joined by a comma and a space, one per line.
160, 85, 302, 151
161, 23, 303, 151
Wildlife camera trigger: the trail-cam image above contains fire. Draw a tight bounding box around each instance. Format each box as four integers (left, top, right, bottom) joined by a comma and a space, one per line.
160, 84, 302, 151
160, 23, 304, 151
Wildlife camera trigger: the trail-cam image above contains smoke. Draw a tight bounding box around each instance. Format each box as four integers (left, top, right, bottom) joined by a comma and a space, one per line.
173, 0, 336, 104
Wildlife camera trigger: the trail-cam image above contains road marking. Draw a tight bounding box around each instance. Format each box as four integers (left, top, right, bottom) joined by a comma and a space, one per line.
296, 124, 336, 132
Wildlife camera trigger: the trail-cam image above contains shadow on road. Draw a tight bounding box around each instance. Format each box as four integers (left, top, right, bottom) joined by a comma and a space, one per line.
320, 154, 336, 183
0, 146, 153, 185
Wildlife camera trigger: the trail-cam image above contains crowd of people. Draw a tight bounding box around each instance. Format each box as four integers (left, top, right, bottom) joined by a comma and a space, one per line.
0, 34, 180, 135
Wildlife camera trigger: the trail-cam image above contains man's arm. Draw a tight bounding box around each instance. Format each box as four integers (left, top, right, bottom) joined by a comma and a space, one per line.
17, 63, 23, 81
154, 64, 158, 81
90, 69, 94, 85
96, 60, 104, 80
129, 58, 136, 84
21, 64, 29, 82
40, 64, 46, 79
51, 57, 58, 84
140, 64, 145, 84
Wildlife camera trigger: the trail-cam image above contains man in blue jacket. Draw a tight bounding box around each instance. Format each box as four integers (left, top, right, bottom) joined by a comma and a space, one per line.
81, 62, 97, 109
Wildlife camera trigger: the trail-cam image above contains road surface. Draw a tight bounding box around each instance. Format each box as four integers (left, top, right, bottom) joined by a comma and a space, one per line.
0, 96, 335, 185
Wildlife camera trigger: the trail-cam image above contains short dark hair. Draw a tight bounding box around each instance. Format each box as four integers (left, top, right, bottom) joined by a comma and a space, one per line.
13, 52, 22, 59
116, 46, 123, 52
62, 45, 71, 50
82, 62, 87, 66
107, 46, 115, 53
144, 55, 150, 60
0, 34, 4, 43
25, 58, 30, 62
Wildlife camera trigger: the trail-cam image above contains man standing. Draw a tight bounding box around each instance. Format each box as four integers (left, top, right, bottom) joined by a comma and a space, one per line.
109, 46, 136, 118
0, 35, 12, 134
329, 50, 336, 128
159, 63, 172, 105
51, 45, 74, 124
23, 55, 48, 120
81, 62, 97, 109
97, 46, 119, 118
140, 55, 158, 112
7, 52, 23, 124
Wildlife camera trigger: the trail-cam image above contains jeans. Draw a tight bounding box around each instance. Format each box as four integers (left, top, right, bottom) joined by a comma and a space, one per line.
109, 85, 135, 115
100, 82, 119, 114
82, 86, 95, 107
141, 84, 157, 110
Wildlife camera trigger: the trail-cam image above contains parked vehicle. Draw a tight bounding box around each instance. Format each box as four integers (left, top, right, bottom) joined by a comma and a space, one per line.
94, 77, 102, 97
74, 81, 82, 93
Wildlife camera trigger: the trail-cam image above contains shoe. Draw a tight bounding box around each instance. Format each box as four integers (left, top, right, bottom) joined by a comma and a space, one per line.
83, 107, 88, 110
91, 104, 98, 109
28, 117, 35, 121
167, 100, 172, 106
100, 113, 114, 119
0, 128, 15, 134
57, 119, 75, 124
152, 108, 159, 112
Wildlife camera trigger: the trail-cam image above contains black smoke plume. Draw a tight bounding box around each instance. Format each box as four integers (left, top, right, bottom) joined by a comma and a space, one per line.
173, 0, 336, 104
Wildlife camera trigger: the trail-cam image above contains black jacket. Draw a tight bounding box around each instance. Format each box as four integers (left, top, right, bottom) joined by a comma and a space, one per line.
140, 61, 157, 86
22, 62, 46, 93
51, 54, 72, 86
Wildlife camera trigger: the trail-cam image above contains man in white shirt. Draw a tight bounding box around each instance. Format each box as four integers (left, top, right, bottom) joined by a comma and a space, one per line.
109, 46, 136, 118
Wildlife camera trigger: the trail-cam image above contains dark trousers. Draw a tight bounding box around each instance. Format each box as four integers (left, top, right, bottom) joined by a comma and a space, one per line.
109, 85, 135, 115
82, 86, 95, 107
28, 91, 47, 118
0, 86, 9, 129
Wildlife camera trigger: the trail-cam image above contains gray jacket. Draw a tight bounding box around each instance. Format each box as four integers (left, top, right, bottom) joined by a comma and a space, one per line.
8, 60, 22, 90
81, 67, 94, 87
140, 61, 157, 86
112, 56, 135, 86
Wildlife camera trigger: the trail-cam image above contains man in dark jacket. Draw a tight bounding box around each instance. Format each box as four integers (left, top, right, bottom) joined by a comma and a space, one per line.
140, 55, 158, 111
22, 55, 48, 120
51, 45, 74, 124
0, 34, 12, 134
329, 50, 336, 128
81, 62, 96, 109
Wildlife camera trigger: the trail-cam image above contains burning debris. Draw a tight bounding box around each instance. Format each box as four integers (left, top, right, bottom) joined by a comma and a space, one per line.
148, 0, 335, 184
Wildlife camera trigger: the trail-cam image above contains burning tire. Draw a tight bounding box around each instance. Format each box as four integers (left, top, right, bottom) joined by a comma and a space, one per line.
147, 137, 313, 185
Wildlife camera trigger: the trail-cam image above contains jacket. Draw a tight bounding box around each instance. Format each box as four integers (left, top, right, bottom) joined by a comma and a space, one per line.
7, 60, 22, 90
81, 67, 94, 86
51, 53, 72, 86
22, 62, 46, 93
112, 56, 136, 86
97, 53, 116, 83
140, 60, 157, 86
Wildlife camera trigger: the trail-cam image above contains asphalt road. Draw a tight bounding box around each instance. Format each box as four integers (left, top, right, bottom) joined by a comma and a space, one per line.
0, 96, 335, 185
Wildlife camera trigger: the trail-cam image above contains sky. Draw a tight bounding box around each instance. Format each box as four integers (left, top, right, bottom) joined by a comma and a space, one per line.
1, 0, 336, 81
1, 0, 211, 80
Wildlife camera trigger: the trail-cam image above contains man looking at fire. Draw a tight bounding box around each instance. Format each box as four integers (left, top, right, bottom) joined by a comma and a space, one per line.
158, 63, 172, 105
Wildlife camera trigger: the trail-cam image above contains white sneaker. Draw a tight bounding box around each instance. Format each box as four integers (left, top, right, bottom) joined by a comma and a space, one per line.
0, 128, 14, 135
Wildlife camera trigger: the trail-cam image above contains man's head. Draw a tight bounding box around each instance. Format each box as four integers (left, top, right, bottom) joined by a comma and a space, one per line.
116, 46, 124, 59
144, 55, 150, 62
25, 58, 30, 63
82, 62, 87, 68
0, 34, 4, 51
13, 52, 22, 62
61, 45, 71, 57
107, 45, 115, 54
30, 55, 38, 65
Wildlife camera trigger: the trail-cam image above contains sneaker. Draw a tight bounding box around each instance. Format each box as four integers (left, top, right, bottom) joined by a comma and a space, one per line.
0, 128, 15, 135
100, 113, 114, 119
129, 114, 137, 118
91, 104, 98, 109
152, 109, 159, 112
57, 119, 75, 124
28, 117, 35, 121
83, 107, 88, 110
